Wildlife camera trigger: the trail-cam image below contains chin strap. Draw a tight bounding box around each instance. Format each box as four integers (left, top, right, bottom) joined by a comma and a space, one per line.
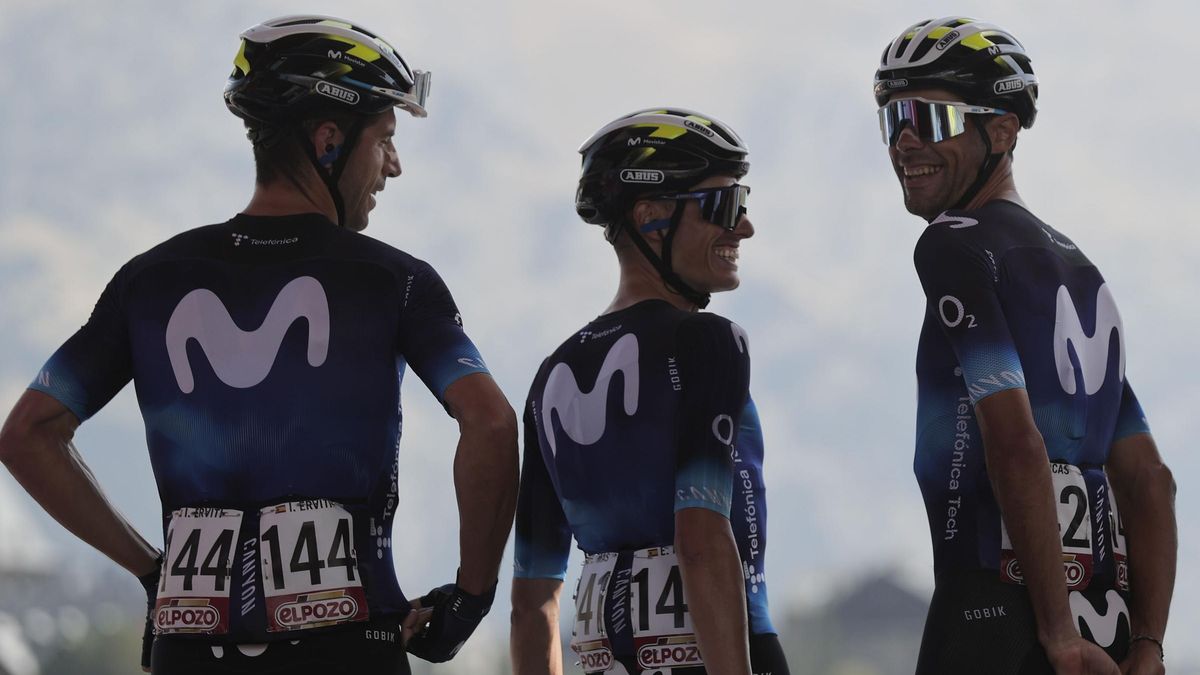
951, 121, 1004, 211
297, 121, 365, 227
622, 203, 711, 309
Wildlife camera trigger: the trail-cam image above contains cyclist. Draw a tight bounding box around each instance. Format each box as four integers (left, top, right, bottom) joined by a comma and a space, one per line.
874, 17, 1176, 675
0, 14, 517, 674
510, 108, 788, 675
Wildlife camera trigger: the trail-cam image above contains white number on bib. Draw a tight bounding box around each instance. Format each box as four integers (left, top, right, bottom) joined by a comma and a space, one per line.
155, 508, 243, 635
259, 500, 368, 632
571, 553, 618, 672
1106, 475, 1129, 590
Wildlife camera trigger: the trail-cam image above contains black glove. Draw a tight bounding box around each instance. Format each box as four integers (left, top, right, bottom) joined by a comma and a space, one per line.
405, 580, 497, 663
137, 556, 163, 672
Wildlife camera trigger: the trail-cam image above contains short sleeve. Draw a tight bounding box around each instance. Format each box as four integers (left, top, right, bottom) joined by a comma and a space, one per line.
914, 223, 1026, 404
28, 266, 133, 421
673, 313, 750, 516
1113, 379, 1151, 441
513, 396, 573, 579
396, 262, 490, 407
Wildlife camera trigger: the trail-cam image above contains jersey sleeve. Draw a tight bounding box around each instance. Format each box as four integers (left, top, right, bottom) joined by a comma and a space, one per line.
914, 223, 1026, 405
396, 261, 490, 407
672, 313, 750, 516
1113, 379, 1151, 441
513, 395, 573, 580
28, 265, 134, 421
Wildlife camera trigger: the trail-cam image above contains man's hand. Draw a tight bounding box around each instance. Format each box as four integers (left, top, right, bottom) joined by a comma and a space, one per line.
137, 557, 162, 672
405, 580, 496, 662
1120, 640, 1165, 675
1044, 635, 1120, 675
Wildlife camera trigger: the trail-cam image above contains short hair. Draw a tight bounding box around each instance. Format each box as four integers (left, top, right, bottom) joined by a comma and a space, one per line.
249, 112, 361, 185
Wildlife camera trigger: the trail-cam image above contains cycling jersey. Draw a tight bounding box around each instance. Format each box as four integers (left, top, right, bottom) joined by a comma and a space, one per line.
28, 213, 489, 644
912, 200, 1149, 650
514, 299, 779, 673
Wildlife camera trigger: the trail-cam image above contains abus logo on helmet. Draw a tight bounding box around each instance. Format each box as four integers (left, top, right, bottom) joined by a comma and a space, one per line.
683, 119, 715, 138
620, 169, 664, 184
994, 77, 1025, 94
885, 78, 909, 89
276, 594, 360, 627
935, 30, 961, 50
315, 81, 360, 105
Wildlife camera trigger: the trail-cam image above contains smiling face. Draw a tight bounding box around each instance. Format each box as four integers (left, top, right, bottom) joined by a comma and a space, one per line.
666, 174, 754, 294
886, 88, 991, 220
337, 110, 401, 231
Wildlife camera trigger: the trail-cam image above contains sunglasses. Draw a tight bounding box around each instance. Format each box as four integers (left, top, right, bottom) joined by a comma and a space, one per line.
878, 98, 1006, 145
645, 184, 751, 231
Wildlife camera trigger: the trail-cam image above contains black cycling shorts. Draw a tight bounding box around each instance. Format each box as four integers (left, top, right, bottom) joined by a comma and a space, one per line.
915, 570, 1130, 675
585, 632, 789, 675
151, 617, 411, 675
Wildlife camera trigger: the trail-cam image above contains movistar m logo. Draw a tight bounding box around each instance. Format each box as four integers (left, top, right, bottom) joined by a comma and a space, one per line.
166, 276, 330, 393
541, 333, 639, 456
1070, 590, 1129, 648
1053, 284, 1124, 395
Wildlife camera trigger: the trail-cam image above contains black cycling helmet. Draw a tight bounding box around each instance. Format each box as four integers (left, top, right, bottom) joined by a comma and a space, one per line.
224, 15, 430, 226
575, 108, 750, 308
225, 15, 430, 130
874, 17, 1038, 128
576, 108, 749, 230
874, 17, 1037, 212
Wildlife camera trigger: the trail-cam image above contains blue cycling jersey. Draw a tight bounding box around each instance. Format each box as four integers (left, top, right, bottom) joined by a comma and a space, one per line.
29, 213, 489, 642
514, 299, 775, 636
912, 200, 1150, 587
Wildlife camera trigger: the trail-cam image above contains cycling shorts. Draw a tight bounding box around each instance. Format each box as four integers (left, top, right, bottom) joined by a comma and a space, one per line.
916, 570, 1130, 675
151, 616, 411, 675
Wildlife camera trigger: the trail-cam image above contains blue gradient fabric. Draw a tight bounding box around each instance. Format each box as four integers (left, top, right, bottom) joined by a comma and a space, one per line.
912, 200, 1150, 584
514, 300, 776, 635
28, 213, 489, 641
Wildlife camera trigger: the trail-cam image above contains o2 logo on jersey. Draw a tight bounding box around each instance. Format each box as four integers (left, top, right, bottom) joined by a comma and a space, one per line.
938, 295, 977, 329
541, 333, 639, 456
166, 276, 330, 393
1054, 284, 1124, 395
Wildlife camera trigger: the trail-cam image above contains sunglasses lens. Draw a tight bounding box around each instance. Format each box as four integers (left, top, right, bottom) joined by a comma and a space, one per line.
880, 100, 969, 145
699, 185, 749, 230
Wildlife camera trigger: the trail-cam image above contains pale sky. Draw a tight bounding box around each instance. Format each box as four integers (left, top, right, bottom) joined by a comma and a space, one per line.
1, 0, 1196, 665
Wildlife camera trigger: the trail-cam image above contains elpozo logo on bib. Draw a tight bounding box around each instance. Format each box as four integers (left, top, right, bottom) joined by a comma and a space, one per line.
275, 591, 361, 628
156, 600, 221, 632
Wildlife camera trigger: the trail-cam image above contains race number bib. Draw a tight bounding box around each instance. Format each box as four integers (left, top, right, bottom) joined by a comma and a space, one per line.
155, 508, 242, 635
629, 547, 700, 670
571, 553, 619, 673
259, 500, 369, 632
1000, 462, 1094, 589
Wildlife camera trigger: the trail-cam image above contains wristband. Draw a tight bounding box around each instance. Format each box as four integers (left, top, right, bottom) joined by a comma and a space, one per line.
1130, 634, 1164, 662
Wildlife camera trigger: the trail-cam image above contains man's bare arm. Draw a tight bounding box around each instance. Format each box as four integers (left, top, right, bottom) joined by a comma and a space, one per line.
675, 506, 751, 675
1107, 432, 1175, 670
0, 389, 158, 576
976, 388, 1117, 673
511, 578, 563, 675
443, 373, 520, 594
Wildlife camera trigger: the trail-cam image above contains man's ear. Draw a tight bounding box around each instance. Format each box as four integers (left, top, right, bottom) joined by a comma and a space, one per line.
986, 113, 1021, 154
310, 121, 346, 155
629, 198, 673, 239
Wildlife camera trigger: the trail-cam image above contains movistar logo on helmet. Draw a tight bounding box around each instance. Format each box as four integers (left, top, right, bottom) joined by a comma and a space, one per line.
683, 119, 715, 138
620, 169, 664, 184
935, 30, 961, 50
993, 77, 1025, 94
315, 81, 360, 105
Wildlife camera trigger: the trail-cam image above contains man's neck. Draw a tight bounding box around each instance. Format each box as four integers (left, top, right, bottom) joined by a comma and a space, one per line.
243, 172, 338, 223
964, 154, 1025, 211
604, 255, 697, 315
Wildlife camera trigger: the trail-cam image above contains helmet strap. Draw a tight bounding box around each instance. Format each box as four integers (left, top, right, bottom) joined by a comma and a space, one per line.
622, 202, 712, 310
951, 119, 1002, 211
